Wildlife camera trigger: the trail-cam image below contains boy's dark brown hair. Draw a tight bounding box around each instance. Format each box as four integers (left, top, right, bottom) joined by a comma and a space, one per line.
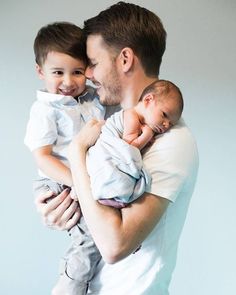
34, 22, 87, 66
83, 1, 166, 76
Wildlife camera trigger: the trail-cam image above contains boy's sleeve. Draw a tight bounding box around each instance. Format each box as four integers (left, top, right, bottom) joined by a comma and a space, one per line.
24, 102, 58, 151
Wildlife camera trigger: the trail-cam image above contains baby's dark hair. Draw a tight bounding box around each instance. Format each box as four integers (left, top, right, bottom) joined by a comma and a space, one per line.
140, 79, 184, 115
34, 21, 88, 66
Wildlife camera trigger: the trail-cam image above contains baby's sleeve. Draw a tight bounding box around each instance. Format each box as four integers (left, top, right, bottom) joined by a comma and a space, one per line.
24, 102, 58, 151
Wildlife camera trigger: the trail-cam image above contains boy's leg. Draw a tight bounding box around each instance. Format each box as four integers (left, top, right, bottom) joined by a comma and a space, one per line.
33, 177, 67, 199
52, 216, 101, 295
33, 178, 101, 294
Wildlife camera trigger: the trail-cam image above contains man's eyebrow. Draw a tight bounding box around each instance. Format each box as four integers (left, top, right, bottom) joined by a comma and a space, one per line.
88, 58, 96, 63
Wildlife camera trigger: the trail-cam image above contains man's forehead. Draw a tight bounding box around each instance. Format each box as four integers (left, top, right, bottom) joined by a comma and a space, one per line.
87, 35, 104, 50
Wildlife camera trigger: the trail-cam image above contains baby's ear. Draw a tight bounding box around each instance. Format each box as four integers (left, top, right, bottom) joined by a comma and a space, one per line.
143, 93, 155, 107
35, 64, 44, 80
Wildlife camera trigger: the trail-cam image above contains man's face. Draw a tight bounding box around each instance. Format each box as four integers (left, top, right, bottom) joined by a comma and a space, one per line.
85, 35, 122, 106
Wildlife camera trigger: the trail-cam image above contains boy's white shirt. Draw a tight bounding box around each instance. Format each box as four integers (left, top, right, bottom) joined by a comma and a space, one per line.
24, 87, 105, 178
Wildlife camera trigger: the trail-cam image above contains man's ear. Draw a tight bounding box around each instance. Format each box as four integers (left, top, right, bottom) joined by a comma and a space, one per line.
118, 47, 134, 73
35, 64, 44, 80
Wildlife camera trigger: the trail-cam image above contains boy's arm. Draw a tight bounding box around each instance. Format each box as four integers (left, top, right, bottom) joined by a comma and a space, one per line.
33, 145, 73, 187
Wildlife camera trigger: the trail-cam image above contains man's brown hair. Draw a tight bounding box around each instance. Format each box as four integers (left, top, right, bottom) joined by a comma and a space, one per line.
83, 2, 166, 76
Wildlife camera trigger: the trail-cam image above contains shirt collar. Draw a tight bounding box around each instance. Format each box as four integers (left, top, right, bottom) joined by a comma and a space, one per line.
37, 89, 89, 106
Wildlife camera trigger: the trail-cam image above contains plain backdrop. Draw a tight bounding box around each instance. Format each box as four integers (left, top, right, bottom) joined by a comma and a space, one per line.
1, 0, 235, 294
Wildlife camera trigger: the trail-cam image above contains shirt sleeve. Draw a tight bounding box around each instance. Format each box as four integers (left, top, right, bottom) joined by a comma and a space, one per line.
143, 122, 198, 202
24, 101, 58, 151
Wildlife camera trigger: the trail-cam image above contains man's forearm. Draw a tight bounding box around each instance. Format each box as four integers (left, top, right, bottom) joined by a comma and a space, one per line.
70, 144, 127, 263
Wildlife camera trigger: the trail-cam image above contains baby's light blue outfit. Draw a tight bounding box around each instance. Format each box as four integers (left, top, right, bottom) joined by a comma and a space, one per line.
87, 110, 151, 206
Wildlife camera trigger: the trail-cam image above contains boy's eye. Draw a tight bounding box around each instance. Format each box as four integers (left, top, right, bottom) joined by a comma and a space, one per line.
74, 70, 84, 75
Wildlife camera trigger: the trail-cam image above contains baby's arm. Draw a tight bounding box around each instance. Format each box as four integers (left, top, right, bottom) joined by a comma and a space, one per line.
131, 124, 154, 150
33, 145, 73, 187
123, 109, 154, 150
123, 109, 142, 145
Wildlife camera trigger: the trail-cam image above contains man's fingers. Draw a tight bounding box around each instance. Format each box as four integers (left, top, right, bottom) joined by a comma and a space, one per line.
42, 189, 70, 216
45, 200, 80, 231
44, 195, 72, 226
64, 210, 81, 231
35, 190, 55, 206
34, 188, 80, 231
57, 200, 80, 227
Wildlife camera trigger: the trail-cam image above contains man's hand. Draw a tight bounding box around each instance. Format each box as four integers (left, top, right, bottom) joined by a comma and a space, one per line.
35, 189, 81, 231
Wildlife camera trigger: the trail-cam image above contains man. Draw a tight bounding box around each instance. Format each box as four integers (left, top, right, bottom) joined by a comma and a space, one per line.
36, 2, 199, 294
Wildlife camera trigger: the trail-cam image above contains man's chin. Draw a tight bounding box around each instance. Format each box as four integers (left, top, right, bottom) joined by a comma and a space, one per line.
99, 99, 111, 106
98, 96, 111, 106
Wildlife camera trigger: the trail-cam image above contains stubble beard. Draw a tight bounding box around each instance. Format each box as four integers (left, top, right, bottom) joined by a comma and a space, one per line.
99, 64, 122, 106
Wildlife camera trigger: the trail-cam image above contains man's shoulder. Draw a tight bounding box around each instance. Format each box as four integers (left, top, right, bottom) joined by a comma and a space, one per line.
105, 105, 122, 119
143, 118, 198, 166
157, 118, 196, 146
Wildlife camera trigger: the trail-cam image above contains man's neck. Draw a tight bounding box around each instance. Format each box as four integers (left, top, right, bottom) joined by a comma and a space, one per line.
121, 74, 158, 109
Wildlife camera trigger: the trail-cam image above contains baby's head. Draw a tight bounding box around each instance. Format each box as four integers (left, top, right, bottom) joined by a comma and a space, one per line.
138, 80, 183, 133
34, 22, 88, 97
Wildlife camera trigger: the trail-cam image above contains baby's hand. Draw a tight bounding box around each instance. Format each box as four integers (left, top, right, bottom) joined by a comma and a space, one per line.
141, 124, 155, 138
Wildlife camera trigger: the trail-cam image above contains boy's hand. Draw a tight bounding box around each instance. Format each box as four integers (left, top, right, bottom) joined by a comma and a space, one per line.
68, 119, 105, 156
35, 189, 81, 231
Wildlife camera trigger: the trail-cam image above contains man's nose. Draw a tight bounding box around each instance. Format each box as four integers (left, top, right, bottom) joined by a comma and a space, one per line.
85, 66, 93, 79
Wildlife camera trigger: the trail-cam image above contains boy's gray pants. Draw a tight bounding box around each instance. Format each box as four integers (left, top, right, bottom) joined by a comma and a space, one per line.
33, 178, 101, 295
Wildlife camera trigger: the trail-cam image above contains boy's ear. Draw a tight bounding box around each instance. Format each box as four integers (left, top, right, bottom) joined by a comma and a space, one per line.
35, 64, 44, 80
118, 47, 134, 73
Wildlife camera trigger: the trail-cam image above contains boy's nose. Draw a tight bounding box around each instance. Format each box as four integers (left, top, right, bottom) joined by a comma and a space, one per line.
63, 75, 73, 86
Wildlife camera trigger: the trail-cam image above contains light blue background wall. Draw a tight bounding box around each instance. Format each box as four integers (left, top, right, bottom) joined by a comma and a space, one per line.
1, 0, 235, 294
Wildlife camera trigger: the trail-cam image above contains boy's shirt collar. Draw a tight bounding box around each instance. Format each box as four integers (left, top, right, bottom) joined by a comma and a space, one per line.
36, 89, 90, 106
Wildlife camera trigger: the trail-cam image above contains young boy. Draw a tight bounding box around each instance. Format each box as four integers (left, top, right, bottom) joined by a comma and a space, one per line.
24, 22, 117, 295
87, 79, 184, 208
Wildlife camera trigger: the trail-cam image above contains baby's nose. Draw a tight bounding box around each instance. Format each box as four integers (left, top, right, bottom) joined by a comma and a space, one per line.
163, 120, 170, 129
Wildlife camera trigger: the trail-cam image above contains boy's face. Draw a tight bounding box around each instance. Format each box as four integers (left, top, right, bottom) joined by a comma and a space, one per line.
143, 94, 181, 134
36, 51, 86, 97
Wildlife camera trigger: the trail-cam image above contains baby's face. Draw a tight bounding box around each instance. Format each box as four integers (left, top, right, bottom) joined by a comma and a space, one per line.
144, 97, 181, 134
36, 51, 86, 97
